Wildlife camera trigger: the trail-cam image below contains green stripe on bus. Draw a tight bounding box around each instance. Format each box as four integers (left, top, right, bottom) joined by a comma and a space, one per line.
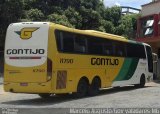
114, 58, 139, 81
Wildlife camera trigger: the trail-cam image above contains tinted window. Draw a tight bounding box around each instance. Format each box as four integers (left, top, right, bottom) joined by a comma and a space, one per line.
103, 40, 114, 56
55, 30, 62, 51
55, 30, 146, 58
63, 33, 74, 52
55, 30, 74, 52
114, 42, 126, 57
127, 44, 146, 58
88, 37, 103, 55
146, 46, 153, 72
74, 35, 87, 53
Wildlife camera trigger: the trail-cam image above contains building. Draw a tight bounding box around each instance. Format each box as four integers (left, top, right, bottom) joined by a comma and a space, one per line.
136, 0, 160, 55
121, 6, 141, 15
136, 0, 160, 78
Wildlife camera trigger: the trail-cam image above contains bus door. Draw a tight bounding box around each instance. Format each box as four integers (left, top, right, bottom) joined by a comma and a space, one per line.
145, 46, 153, 81
146, 46, 153, 73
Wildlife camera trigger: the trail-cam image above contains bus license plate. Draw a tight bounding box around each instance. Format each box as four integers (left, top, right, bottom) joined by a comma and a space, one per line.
20, 83, 28, 86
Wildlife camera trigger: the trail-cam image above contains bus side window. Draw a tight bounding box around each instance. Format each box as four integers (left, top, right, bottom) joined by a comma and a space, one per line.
55, 30, 63, 51
88, 37, 103, 55
126, 44, 146, 58
74, 35, 87, 53
56, 30, 74, 53
114, 42, 126, 57
103, 40, 114, 56
63, 37, 74, 52
146, 46, 153, 72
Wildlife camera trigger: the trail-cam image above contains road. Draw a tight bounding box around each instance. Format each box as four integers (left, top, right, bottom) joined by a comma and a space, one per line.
0, 82, 160, 114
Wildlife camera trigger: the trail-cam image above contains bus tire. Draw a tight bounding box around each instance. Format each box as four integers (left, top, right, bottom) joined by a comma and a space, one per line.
88, 77, 101, 96
74, 78, 88, 98
135, 75, 145, 88
38, 93, 52, 99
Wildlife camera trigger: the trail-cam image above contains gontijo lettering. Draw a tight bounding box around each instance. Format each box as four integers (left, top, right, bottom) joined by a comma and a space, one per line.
6, 49, 45, 55
91, 58, 119, 65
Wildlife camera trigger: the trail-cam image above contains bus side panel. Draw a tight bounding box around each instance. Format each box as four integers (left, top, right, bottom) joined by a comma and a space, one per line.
49, 52, 125, 93
111, 58, 147, 86
46, 25, 58, 93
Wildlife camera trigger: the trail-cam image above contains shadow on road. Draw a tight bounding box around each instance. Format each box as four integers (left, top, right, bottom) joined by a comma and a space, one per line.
1, 85, 153, 106
153, 80, 160, 84
99, 85, 152, 96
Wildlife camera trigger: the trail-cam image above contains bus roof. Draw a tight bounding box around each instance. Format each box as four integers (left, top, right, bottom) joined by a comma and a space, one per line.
12, 22, 143, 45
52, 23, 128, 42
84, 30, 126, 39
51, 22, 143, 45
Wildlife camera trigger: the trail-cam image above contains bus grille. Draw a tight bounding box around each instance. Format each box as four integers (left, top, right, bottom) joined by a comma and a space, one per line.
56, 70, 67, 89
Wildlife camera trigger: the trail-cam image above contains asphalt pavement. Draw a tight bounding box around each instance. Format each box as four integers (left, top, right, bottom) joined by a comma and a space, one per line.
0, 82, 160, 114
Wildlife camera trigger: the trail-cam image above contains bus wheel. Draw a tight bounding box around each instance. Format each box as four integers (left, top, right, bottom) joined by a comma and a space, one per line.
75, 79, 88, 98
88, 77, 101, 96
135, 75, 145, 88
38, 93, 52, 99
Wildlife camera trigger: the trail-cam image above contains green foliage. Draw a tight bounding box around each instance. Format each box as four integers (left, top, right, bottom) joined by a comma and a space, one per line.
26, 8, 45, 21
0, 0, 24, 47
118, 14, 140, 38
103, 6, 121, 26
64, 7, 82, 28
0, 0, 139, 48
79, 6, 102, 30
47, 14, 73, 28
103, 20, 115, 33
115, 24, 125, 36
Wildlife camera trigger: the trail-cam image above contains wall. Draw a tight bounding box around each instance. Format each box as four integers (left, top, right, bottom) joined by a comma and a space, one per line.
141, 1, 160, 16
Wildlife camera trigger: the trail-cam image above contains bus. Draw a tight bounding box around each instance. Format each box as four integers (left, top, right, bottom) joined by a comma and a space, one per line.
4, 22, 153, 98
152, 53, 158, 80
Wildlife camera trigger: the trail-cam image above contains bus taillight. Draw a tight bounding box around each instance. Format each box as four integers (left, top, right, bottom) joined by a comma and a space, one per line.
47, 58, 52, 81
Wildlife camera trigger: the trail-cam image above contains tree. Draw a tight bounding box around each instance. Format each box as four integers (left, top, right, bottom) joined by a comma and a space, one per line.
118, 14, 140, 39
47, 13, 73, 27
65, 7, 82, 28
103, 20, 115, 33
79, 6, 102, 30
103, 6, 121, 26
25, 9, 45, 21
0, 0, 140, 48
114, 24, 125, 36
0, 0, 24, 47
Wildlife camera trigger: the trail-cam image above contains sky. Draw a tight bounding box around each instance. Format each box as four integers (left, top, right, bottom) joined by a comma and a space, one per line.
103, 0, 152, 9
